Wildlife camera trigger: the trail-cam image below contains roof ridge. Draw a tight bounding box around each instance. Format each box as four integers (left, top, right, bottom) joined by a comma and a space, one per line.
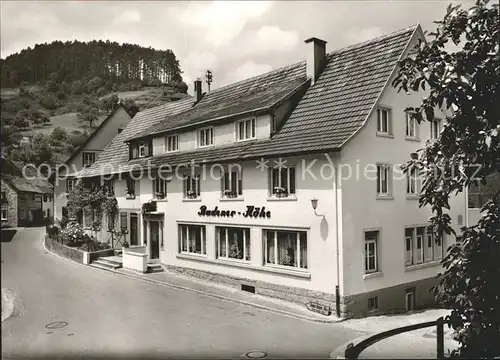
205, 60, 306, 96
327, 24, 419, 56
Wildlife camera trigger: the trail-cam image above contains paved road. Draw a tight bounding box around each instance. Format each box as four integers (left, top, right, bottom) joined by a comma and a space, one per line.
1, 228, 364, 359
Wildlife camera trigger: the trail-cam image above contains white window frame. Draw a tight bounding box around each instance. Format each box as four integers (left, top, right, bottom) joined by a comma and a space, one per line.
153, 177, 167, 199
221, 167, 243, 198
216, 226, 251, 261
405, 231, 414, 266
66, 178, 76, 192
198, 127, 214, 148
82, 152, 95, 167
166, 134, 179, 153
364, 231, 379, 274
376, 164, 391, 196
263, 229, 308, 270
376, 108, 391, 134
270, 167, 296, 198
184, 174, 201, 199
405, 112, 418, 138
406, 167, 418, 196
405, 289, 415, 311
179, 224, 206, 256
430, 119, 441, 140
406, 226, 440, 267
415, 229, 424, 264
1, 209, 7, 220
236, 117, 256, 142
138, 143, 148, 158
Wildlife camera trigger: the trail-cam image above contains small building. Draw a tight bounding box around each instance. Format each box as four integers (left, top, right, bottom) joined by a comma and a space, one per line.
1, 158, 53, 227
77, 25, 466, 318
53, 104, 133, 221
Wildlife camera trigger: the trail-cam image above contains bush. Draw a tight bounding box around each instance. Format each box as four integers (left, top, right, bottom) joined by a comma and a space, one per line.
60, 222, 90, 246
39, 95, 58, 110
79, 240, 110, 252
46, 225, 59, 239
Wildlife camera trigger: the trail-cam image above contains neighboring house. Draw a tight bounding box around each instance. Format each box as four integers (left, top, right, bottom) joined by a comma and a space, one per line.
1, 157, 53, 227
54, 104, 132, 221
79, 25, 466, 318
466, 173, 500, 226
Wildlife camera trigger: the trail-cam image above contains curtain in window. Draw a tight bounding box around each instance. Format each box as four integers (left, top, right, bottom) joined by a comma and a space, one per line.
266, 231, 275, 263
277, 231, 296, 267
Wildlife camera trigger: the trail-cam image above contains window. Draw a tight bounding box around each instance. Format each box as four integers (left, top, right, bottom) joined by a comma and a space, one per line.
130, 214, 139, 246
236, 118, 256, 141
1, 191, 6, 201
222, 168, 242, 198
46, 209, 50, 218
120, 212, 128, 232
405, 288, 416, 311
406, 226, 441, 267
184, 174, 200, 199
166, 134, 179, 152
179, 224, 206, 255
43, 194, 48, 202
126, 178, 136, 197
376, 165, 391, 196
84, 208, 102, 229
153, 177, 167, 199
130, 145, 139, 159
104, 180, 115, 196
377, 108, 391, 134
467, 173, 500, 208
430, 119, 441, 140
368, 296, 378, 311
406, 167, 418, 196
66, 178, 76, 192
1, 209, 7, 220
270, 167, 296, 198
405, 228, 414, 266
138, 143, 148, 157
406, 112, 418, 138
198, 127, 214, 147
364, 231, 379, 274
82, 152, 95, 167
216, 227, 251, 261
264, 229, 307, 269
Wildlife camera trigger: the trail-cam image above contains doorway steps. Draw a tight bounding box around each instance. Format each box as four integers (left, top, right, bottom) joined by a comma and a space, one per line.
90, 255, 123, 271
147, 263, 164, 273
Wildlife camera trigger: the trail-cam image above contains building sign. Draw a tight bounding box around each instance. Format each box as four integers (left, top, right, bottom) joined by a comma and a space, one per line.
198, 205, 271, 219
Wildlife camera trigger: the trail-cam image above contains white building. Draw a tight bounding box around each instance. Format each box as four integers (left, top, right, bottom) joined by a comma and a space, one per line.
78, 25, 466, 318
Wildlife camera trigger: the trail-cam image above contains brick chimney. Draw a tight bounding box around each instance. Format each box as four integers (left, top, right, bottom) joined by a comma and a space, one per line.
305, 37, 327, 85
194, 79, 203, 103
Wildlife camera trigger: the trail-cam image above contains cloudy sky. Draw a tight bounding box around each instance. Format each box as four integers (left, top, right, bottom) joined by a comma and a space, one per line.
1, 0, 473, 93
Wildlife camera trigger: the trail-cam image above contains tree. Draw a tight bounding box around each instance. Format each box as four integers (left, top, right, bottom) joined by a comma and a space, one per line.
12, 109, 31, 128
11, 133, 54, 166
392, 1, 499, 358
77, 106, 99, 128
39, 94, 58, 110
122, 98, 139, 117
100, 94, 119, 112
51, 127, 67, 142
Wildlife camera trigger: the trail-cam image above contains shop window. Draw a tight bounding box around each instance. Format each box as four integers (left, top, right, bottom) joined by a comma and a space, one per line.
263, 229, 307, 269
216, 226, 250, 261
179, 224, 206, 255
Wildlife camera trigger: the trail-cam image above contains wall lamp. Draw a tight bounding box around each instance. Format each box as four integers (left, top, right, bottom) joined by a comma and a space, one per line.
311, 198, 325, 219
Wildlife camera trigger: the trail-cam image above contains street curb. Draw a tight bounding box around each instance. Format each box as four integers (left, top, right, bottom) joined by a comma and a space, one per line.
1, 288, 15, 323
43, 238, 341, 324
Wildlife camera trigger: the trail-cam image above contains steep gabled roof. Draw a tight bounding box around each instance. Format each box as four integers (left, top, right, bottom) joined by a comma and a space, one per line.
79, 98, 194, 177
1, 157, 53, 194
128, 62, 307, 140
78, 25, 418, 177
63, 103, 130, 167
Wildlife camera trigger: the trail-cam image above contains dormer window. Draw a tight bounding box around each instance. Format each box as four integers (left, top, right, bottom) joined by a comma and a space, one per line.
130, 140, 152, 160
198, 127, 214, 148
139, 143, 148, 157
166, 134, 179, 152
236, 118, 256, 141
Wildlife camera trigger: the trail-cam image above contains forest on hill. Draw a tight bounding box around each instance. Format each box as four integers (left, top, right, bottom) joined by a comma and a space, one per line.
1, 40, 183, 89
0, 40, 189, 168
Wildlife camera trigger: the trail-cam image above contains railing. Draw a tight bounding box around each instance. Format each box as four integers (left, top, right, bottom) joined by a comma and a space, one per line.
345, 317, 447, 359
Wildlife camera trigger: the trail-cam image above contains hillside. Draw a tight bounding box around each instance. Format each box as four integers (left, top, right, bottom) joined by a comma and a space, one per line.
0, 39, 190, 167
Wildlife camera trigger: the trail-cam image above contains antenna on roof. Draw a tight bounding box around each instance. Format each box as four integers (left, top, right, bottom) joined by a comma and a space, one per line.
205, 70, 213, 92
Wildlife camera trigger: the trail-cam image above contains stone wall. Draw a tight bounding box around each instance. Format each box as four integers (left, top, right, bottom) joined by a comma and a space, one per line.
1, 181, 18, 228
45, 236, 84, 264
343, 276, 440, 319
165, 264, 338, 316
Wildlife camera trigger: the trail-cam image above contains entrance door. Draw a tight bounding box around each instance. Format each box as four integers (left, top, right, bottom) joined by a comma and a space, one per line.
130, 214, 138, 246
149, 221, 160, 259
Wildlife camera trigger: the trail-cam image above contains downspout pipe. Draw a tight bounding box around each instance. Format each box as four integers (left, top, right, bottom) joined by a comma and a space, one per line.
334, 155, 341, 317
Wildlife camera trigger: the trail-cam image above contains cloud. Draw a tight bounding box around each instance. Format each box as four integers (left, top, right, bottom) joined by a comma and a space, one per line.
176, 1, 273, 47
233, 25, 299, 58
344, 27, 385, 45
183, 51, 219, 80
225, 61, 273, 84
112, 9, 141, 25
